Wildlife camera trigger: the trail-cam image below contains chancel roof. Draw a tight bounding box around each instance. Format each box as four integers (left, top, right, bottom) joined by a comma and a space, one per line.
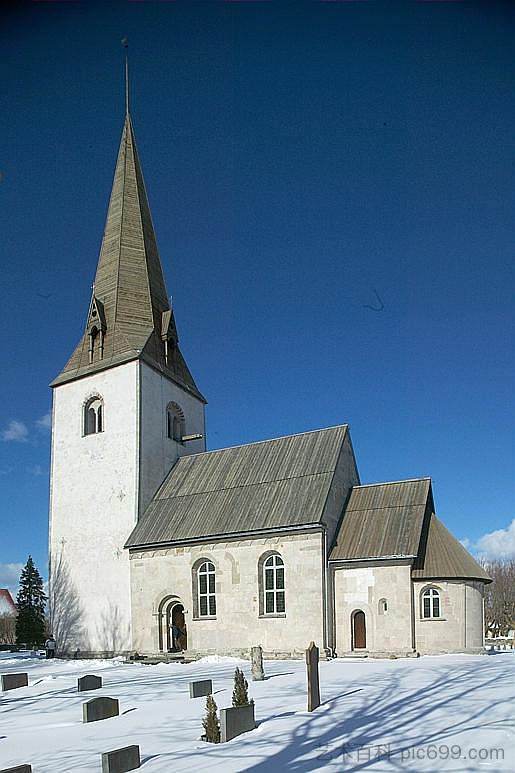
126, 425, 354, 548
330, 478, 490, 583
51, 114, 204, 401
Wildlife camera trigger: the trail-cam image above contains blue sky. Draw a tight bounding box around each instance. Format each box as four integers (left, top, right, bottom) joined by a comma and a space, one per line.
1, 0, 514, 593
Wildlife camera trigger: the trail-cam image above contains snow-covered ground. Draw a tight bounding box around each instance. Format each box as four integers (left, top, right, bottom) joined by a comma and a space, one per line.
0, 651, 513, 772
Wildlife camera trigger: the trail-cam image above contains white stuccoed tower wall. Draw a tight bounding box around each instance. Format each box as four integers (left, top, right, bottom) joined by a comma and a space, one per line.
49, 363, 205, 654
48, 110, 206, 655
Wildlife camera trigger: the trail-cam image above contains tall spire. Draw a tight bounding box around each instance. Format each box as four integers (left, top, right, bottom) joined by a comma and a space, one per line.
52, 99, 204, 402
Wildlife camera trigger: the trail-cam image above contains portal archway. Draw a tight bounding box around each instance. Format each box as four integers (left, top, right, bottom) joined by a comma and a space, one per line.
156, 595, 187, 652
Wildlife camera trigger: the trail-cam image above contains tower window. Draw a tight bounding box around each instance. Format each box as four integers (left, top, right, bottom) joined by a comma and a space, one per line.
84, 396, 104, 436
166, 402, 185, 443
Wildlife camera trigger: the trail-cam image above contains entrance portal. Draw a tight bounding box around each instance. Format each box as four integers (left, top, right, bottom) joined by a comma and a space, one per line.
157, 596, 187, 653
352, 610, 366, 650
167, 602, 187, 652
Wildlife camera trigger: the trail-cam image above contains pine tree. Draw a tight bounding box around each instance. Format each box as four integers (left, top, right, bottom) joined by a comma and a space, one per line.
232, 667, 251, 707
202, 694, 220, 743
15, 556, 47, 647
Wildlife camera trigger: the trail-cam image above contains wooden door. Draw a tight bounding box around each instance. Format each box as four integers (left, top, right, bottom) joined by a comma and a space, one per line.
353, 611, 366, 649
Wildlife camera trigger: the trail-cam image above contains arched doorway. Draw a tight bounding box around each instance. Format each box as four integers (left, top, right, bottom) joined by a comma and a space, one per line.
157, 596, 187, 653
166, 602, 187, 652
352, 610, 366, 650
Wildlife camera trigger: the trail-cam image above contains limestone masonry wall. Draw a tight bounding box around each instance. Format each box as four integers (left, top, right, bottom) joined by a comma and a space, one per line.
129, 530, 326, 656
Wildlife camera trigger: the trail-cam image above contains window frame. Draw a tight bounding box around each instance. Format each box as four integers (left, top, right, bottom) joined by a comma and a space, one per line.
261, 552, 285, 616
166, 402, 185, 443
83, 395, 104, 436
421, 586, 441, 619
196, 561, 216, 618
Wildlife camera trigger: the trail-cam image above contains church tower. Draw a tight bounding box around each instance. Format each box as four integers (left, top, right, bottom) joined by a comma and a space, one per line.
48, 104, 206, 655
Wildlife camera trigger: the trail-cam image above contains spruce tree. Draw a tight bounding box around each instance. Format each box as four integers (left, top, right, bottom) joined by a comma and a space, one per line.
232, 667, 250, 707
202, 694, 220, 743
15, 556, 47, 647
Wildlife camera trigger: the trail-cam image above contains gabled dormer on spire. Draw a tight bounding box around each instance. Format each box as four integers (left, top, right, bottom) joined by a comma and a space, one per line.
52, 113, 205, 403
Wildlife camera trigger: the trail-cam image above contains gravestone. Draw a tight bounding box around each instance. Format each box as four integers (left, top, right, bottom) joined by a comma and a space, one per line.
189, 679, 212, 698
220, 703, 255, 742
1, 673, 28, 692
0, 766, 32, 773
251, 646, 265, 681
101, 745, 140, 773
78, 674, 102, 692
83, 696, 119, 723
306, 641, 320, 712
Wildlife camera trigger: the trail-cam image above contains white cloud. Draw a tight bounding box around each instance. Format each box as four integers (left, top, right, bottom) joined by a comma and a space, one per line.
36, 412, 51, 431
459, 537, 471, 551
1, 420, 29, 442
476, 519, 515, 561
0, 562, 23, 598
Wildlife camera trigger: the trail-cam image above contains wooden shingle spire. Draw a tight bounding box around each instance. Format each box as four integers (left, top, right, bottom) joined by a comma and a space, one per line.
52, 113, 204, 402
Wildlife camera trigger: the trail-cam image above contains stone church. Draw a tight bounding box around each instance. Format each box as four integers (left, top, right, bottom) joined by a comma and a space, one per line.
48, 105, 490, 660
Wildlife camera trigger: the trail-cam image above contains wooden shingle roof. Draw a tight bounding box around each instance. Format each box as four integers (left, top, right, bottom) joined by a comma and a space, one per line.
412, 515, 491, 582
52, 113, 204, 401
330, 479, 432, 560
126, 425, 355, 548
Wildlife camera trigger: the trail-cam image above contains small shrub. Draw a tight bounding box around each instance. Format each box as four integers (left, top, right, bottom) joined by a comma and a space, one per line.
202, 694, 220, 743
232, 667, 251, 707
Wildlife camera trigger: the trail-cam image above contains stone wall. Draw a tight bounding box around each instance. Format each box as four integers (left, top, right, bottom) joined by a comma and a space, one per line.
413, 579, 485, 654
129, 530, 326, 655
332, 562, 414, 655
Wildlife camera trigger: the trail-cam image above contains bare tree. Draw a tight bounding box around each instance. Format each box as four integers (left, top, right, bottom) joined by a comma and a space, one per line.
480, 559, 515, 637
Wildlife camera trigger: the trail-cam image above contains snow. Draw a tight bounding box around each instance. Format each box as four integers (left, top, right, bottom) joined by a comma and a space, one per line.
0, 652, 513, 771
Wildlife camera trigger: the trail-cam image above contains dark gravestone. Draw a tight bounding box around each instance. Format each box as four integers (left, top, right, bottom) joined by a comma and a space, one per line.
1, 673, 28, 692
189, 679, 212, 698
0, 766, 32, 773
251, 646, 265, 681
306, 641, 320, 712
83, 696, 119, 723
101, 745, 140, 773
78, 674, 102, 692
220, 703, 255, 743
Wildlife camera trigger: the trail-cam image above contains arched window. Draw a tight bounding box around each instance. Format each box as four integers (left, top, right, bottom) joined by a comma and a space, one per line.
197, 561, 216, 617
84, 396, 104, 436
378, 598, 388, 615
421, 587, 441, 619
263, 553, 285, 614
166, 402, 185, 443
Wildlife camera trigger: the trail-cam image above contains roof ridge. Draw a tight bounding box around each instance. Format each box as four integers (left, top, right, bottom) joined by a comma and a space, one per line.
178, 424, 349, 459
345, 502, 429, 513
353, 477, 431, 489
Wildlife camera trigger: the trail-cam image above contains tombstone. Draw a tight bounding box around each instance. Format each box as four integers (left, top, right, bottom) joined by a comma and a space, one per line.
251, 646, 265, 681
78, 674, 102, 692
306, 641, 320, 712
83, 696, 119, 723
189, 679, 212, 698
1, 673, 28, 692
0, 766, 32, 773
101, 745, 140, 773
220, 703, 255, 743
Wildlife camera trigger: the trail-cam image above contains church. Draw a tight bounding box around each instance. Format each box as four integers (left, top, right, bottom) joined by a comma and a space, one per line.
48, 102, 490, 661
